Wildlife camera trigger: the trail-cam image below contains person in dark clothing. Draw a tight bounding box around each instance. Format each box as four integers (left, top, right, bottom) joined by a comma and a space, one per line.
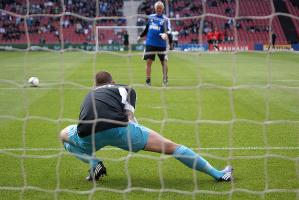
123, 30, 129, 51
268, 32, 277, 50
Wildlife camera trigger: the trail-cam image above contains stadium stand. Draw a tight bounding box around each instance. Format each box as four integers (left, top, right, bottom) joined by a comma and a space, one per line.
284, 0, 299, 39
137, 0, 292, 45
0, 0, 125, 45
0, 0, 297, 45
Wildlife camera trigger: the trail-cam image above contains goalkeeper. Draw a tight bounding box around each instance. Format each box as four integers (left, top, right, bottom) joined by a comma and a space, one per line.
59, 71, 233, 182
138, 1, 172, 86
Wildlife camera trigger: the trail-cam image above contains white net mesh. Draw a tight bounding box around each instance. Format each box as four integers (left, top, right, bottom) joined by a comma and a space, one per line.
0, 0, 299, 199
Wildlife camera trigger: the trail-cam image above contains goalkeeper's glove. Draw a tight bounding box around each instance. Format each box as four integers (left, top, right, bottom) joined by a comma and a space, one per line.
159, 33, 168, 40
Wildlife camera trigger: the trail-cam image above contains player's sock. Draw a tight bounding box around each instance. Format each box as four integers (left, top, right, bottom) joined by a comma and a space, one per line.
163, 76, 168, 86
63, 142, 101, 168
173, 145, 224, 180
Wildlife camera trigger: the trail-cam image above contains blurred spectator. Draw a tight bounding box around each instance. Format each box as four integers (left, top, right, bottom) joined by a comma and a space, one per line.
208, 0, 218, 7
39, 37, 46, 45
225, 7, 233, 16
224, 18, 233, 29
123, 30, 129, 50
0, 0, 124, 44
236, 22, 242, 29
171, 30, 179, 47
83, 27, 89, 35
62, 19, 70, 28
75, 22, 83, 34
54, 30, 59, 38
0, 27, 5, 34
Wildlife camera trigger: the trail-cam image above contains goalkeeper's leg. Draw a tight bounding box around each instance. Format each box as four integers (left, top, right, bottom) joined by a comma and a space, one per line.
59, 125, 102, 168
60, 125, 107, 181
144, 130, 233, 181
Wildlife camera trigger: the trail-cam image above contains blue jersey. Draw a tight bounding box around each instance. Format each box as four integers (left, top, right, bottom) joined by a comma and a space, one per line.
144, 14, 171, 48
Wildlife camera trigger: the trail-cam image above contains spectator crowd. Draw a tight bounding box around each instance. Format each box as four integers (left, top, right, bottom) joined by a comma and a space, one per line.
0, 0, 124, 44
137, 0, 272, 45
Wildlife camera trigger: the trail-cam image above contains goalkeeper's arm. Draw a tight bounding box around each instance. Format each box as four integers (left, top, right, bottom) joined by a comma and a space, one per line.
125, 110, 138, 124
125, 87, 138, 124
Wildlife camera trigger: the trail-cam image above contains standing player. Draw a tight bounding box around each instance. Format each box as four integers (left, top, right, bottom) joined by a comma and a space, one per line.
138, 1, 171, 86
123, 30, 129, 51
212, 28, 221, 51
207, 30, 214, 51
59, 71, 234, 182
171, 29, 179, 48
268, 31, 276, 50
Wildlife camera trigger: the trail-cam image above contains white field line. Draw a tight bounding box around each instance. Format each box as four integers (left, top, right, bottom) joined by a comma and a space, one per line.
0, 146, 299, 152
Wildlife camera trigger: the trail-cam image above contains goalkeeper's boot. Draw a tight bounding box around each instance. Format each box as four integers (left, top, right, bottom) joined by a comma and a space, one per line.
218, 165, 233, 182
86, 161, 107, 181
146, 78, 151, 86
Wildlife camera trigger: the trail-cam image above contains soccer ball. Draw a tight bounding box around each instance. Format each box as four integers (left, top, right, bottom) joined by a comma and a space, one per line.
28, 77, 39, 87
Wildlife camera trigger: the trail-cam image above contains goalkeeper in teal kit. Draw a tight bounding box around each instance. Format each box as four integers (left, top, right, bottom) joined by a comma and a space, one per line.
59, 71, 233, 182
138, 1, 172, 86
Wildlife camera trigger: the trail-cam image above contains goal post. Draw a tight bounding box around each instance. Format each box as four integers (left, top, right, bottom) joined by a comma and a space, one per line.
95, 26, 145, 52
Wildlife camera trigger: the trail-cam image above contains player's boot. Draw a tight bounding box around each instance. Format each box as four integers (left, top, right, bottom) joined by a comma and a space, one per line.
85, 161, 107, 181
146, 78, 151, 86
218, 165, 233, 182
162, 77, 168, 87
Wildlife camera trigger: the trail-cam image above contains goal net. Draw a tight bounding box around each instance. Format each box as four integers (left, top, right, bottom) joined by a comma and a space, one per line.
0, 0, 298, 199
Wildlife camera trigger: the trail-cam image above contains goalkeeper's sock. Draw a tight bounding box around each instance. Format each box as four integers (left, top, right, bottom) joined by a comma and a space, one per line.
63, 142, 101, 168
173, 145, 223, 180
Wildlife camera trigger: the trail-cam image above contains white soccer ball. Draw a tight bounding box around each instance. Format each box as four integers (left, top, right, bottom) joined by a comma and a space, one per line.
28, 77, 39, 87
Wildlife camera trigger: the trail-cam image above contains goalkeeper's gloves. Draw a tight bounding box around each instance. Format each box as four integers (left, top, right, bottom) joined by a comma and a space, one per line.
159, 33, 168, 40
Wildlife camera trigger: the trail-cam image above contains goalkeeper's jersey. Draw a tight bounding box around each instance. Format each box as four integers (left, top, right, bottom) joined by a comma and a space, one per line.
142, 14, 171, 48
77, 84, 136, 138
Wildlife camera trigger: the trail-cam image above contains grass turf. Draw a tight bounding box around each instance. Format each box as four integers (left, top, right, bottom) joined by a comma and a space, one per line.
0, 51, 298, 200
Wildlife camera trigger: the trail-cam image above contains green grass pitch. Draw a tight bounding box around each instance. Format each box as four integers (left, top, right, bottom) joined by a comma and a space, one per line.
0, 51, 298, 200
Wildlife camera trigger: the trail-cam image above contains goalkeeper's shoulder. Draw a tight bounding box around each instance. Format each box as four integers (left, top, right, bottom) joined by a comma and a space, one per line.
115, 84, 134, 89
116, 84, 136, 94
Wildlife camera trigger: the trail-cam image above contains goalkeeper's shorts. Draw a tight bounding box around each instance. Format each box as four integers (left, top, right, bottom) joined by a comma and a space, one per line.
64, 123, 150, 154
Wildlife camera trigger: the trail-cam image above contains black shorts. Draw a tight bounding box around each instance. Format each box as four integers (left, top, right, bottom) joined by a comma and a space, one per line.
208, 39, 214, 44
143, 45, 168, 61
213, 40, 219, 45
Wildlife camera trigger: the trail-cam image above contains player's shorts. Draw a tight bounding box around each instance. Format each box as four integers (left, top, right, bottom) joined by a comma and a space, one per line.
207, 39, 214, 44
64, 123, 150, 155
143, 45, 168, 61
213, 40, 219, 45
